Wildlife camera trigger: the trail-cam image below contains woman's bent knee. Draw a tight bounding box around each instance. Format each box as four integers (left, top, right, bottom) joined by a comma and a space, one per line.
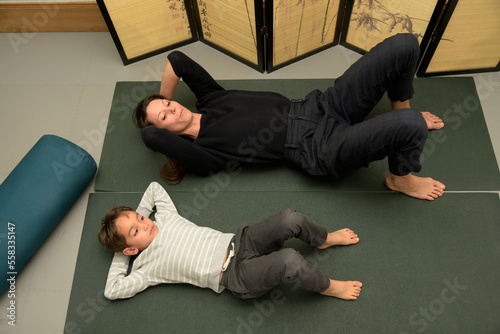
399, 109, 428, 143
393, 33, 419, 54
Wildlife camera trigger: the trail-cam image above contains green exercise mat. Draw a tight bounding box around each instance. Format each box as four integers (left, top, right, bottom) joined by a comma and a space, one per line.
95, 77, 500, 192
65, 191, 500, 334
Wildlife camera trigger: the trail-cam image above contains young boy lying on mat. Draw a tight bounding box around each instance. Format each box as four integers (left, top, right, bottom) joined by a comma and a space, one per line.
98, 182, 362, 301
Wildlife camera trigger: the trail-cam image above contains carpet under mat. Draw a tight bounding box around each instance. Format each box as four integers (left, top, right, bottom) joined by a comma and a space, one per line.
65, 191, 500, 334
94, 77, 500, 193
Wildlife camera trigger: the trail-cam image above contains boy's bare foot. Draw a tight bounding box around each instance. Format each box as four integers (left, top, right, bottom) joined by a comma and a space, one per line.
318, 228, 359, 249
385, 173, 445, 200
320, 279, 362, 300
421, 111, 444, 130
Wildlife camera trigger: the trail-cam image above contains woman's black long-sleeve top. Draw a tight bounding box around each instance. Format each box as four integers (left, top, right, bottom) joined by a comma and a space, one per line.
141, 51, 291, 176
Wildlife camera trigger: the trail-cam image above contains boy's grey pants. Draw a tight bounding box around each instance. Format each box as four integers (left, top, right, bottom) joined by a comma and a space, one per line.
221, 209, 330, 301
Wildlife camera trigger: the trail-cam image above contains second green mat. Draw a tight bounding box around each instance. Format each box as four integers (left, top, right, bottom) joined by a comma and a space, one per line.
65, 191, 500, 334
95, 77, 500, 192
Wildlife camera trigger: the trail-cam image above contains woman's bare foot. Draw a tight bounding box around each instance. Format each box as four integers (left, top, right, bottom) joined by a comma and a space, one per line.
318, 228, 359, 249
385, 173, 445, 200
421, 111, 444, 130
320, 279, 362, 300
390, 100, 444, 130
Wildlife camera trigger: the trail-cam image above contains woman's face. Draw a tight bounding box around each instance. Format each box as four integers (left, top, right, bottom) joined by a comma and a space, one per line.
146, 99, 193, 134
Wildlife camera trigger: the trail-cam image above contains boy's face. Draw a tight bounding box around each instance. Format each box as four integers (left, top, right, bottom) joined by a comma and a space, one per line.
115, 211, 159, 256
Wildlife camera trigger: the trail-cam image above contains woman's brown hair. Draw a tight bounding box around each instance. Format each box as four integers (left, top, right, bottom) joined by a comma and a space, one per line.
133, 95, 189, 184
161, 156, 188, 185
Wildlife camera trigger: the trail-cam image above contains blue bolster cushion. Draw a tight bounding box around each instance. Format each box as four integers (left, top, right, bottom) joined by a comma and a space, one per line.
0, 135, 97, 295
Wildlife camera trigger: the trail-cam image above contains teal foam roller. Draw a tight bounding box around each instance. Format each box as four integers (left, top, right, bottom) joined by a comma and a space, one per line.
0, 135, 97, 295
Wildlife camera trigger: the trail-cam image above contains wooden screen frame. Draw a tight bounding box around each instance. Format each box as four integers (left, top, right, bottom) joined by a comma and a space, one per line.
96, 0, 199, 65
417, 0, 500, 77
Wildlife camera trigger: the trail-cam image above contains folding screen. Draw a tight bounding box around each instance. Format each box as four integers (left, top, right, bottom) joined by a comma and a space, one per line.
265, 0, 345, 72
191, 0, 265, 71
97, 0, 345, 72
417, 0, 500, 76
340, 0, 444, 54
98, 0, 499, 76
96, 0, 197, 64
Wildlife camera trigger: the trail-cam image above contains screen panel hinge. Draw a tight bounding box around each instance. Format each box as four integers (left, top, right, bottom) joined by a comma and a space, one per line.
261, 25, 268, 38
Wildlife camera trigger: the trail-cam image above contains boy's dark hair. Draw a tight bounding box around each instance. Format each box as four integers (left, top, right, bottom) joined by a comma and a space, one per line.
98, 206, 134, 252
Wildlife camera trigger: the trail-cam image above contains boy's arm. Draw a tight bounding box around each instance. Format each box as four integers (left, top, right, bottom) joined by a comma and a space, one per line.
104, 252, 149, 300
104, 182, 177, 300
136, 181, 179, 218
104, 183, 179, 300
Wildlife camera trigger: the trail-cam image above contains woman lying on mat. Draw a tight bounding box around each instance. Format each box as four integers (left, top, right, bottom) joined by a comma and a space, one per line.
99, 182, 362, 301
133, 33, 445, 201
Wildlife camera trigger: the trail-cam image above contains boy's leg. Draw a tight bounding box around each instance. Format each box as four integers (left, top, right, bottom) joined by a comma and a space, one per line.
230, 247, 361, 300
231, 248, 331, 300
240, 209, 359, 255
224, 210, 329, 300
238, 209, 328, 256
324, 33, 419, 125
224, 210, 361, 300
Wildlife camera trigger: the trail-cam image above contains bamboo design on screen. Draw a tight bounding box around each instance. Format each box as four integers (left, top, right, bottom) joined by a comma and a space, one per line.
347, 0, 450, 51
274, 0, 338, 65
351, 0, 428, 40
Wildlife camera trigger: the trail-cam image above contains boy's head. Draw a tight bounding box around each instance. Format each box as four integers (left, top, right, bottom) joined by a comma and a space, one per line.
98, 206, 159, 256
